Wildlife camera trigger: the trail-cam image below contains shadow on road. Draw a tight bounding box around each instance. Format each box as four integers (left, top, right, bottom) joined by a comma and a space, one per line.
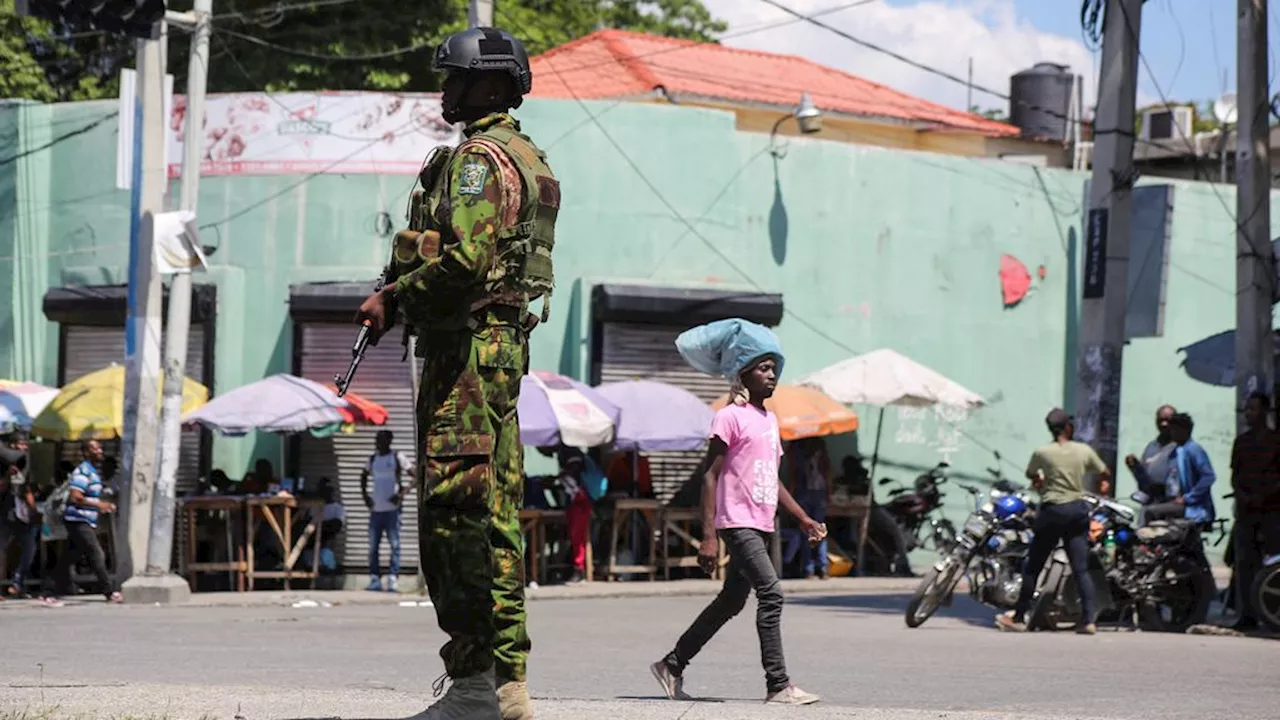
789, 592, 999, 628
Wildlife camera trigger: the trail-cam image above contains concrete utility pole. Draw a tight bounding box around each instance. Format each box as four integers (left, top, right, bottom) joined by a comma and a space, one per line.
125, 1, 212, 604
1073, 0, 1142, 490
469, 0, 493, 27
1235, 0, 1274, 431
117, 26, 168, 581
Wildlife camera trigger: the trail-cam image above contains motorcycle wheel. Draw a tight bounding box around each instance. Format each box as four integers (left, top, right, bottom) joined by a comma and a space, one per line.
1028, 562, 1076, 631
904, 554, 965, 628
1251, 561, 1280, 633
1139, 554, 1214, 633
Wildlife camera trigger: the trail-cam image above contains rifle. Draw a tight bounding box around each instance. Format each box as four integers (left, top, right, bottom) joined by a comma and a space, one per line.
334, 145, 453, 398
334, 264, 398, 398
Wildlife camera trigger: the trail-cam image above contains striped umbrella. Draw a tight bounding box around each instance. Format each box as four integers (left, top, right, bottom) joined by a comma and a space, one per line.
0, 381, 62, 432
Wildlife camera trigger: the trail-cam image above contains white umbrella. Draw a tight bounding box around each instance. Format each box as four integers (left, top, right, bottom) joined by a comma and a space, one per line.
182, 374, 349, 436
798, 348, 985, 576
798, 348, 985, 409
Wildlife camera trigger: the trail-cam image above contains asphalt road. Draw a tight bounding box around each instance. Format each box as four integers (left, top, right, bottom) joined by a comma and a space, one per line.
0, 591, 1275, 720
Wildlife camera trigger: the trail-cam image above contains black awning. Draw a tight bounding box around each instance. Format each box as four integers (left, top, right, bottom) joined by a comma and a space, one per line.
43, 284, 217, 326
591, 283, 784, 327
288, 282, 376, 322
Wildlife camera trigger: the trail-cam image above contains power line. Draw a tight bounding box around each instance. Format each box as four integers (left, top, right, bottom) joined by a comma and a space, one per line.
0, 110, 118, 168
216, 26, 434, 61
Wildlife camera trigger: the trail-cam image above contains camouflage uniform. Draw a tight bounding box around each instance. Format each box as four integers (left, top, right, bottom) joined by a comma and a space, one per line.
393, 112, 558, 684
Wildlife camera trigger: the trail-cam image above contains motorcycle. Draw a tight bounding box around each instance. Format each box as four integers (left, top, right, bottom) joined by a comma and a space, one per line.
904, 478, 1036, 628
1030, 493, 1217, 633
1253, 551, 1280, 632
877, 462, 957, 556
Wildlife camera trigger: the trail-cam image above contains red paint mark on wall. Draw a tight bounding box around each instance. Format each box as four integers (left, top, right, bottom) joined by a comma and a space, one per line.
1000, 254, 1032, 307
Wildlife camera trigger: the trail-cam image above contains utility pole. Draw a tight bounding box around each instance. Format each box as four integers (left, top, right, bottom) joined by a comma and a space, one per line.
117, 24, 168, 582
1073, 0, 1142, 491
469, 0, 492, 27
1235, 0, 1274, 431
124, 1, 212, 604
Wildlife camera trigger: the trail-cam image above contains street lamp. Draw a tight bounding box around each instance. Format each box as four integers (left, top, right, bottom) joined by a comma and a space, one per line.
770, 92, 823, 157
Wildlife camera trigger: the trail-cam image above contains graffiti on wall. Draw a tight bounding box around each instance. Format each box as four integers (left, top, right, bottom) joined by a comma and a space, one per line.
893, 404, 970, 463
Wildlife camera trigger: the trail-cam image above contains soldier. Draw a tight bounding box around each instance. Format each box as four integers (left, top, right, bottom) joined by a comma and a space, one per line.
356, 26, 557, 720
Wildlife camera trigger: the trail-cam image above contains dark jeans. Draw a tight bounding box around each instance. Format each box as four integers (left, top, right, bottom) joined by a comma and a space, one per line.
49, 521, 115, 599
797, 490, 828, 575
0, 520, 40, 589
665, 527, 790, 693
368, 510, 402, 577
1013, 499, 1096, 624
1233, 511, 1280, 623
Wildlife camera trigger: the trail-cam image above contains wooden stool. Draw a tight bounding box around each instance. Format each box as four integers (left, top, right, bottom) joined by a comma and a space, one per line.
659, 507, 727, 580
605, 498, 661, 581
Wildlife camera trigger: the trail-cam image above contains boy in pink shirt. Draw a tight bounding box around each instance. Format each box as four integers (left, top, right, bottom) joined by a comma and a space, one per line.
651, 352, 824, 705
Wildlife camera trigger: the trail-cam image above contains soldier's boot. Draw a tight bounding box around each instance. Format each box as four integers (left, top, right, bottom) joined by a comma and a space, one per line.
408, 669, 500, 719
496, 678, 533, 720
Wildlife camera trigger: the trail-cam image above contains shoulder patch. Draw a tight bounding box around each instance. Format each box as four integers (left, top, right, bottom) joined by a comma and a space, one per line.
457, 155, 489, 196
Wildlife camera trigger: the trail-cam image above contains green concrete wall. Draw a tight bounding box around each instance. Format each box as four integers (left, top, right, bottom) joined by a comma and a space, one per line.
1, 96, 1276, 559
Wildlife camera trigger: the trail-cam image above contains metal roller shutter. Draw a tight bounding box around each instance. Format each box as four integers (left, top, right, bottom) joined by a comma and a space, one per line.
296, 323, 418, 574
59, 323, 208, 569
596, 322, 728, 501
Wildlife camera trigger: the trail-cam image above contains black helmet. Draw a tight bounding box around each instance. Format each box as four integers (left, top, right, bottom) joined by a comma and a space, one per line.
434, 27, 532, 96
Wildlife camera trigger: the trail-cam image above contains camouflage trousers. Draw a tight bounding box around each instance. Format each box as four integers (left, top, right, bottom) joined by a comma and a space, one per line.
416, 321, 530, 682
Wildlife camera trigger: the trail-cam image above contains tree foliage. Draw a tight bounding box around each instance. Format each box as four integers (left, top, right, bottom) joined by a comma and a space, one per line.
0, 0, 727, 101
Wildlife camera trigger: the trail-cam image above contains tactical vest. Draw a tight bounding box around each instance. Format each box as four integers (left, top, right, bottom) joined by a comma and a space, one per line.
407, 120, 559, 329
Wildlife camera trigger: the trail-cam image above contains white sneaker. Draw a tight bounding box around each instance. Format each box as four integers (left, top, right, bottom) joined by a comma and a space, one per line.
406, 669, 500, 719
365, 577, 382, 592
387, 575, 399, 593
766, 684, 820, 705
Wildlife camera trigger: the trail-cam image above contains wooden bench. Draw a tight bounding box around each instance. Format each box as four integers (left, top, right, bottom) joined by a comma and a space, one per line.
604, 498, 661, 581
659, 506, 728, 580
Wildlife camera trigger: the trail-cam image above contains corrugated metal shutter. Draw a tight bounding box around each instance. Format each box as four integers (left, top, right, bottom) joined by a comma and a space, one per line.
296, 323, 418, 574
60, 324, 208, 568
597, 322, 727, 501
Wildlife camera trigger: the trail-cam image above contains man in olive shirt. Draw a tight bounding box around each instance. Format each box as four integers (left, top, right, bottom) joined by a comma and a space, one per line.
997, 408, 1112, 635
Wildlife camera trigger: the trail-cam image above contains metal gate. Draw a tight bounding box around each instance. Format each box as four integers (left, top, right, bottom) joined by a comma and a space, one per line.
59, 323, 209, 570
295, 323, 418, 575
58, 324, 207, 493
595, 322, 728, 501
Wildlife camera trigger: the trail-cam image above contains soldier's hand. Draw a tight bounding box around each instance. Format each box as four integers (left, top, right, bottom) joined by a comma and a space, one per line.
355, 288, 392, 333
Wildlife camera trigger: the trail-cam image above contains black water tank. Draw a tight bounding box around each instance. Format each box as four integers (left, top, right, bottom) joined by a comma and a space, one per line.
1009, 63, 1074, 141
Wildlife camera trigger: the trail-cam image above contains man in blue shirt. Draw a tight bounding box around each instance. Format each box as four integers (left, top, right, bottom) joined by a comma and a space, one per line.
41, 440, 120, 607
1143, 413, 1216, 525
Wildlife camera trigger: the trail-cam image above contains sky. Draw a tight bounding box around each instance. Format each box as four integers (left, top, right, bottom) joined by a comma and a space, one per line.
701, 0, 1253, 118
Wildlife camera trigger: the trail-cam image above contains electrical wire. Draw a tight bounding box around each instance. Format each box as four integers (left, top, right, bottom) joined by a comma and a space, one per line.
0, 110, 119, 168
216, 26, 434, 61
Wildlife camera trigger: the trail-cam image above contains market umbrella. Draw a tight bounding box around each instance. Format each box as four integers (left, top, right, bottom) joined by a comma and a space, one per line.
0, 381, 60, 432
518, 371, 620, 448
596, 380, 714, 452
183, 374, 348, 436
710, 384, 859, 441
797, 348, 984, 574
32, 364, 208, 441
324, 385, 390, 426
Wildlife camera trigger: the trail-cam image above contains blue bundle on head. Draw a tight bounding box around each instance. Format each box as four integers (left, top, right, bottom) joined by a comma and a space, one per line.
674, 318, 785, 380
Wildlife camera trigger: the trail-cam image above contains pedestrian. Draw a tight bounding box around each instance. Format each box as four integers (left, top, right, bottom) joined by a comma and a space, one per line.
355, 26, 555, 720
996, 408, 1111, 635
1142, 413, 1217, 525
0, 431, 38, 598
1225, 392, 1280, 631
1125, 404, 1177, 503
360, 429, 410, 592
790, 438, 830, 579
650, 319, 824, 705
41, 440, 120, 607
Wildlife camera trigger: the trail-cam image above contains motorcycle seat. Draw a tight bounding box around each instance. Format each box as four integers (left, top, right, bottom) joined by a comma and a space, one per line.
1136, 519, 1193, 545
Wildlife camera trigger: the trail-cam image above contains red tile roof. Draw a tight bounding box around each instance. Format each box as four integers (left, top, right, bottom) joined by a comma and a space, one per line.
529, 29, 1019, 137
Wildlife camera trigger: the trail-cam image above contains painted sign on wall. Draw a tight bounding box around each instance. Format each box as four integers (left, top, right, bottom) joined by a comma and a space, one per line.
165, 91, 462, 177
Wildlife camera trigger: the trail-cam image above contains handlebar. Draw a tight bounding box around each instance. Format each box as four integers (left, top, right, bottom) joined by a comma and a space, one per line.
958, 483, 982, 495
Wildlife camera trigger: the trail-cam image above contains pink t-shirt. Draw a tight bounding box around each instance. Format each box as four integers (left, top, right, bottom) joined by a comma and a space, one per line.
711, 403, 783, 532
